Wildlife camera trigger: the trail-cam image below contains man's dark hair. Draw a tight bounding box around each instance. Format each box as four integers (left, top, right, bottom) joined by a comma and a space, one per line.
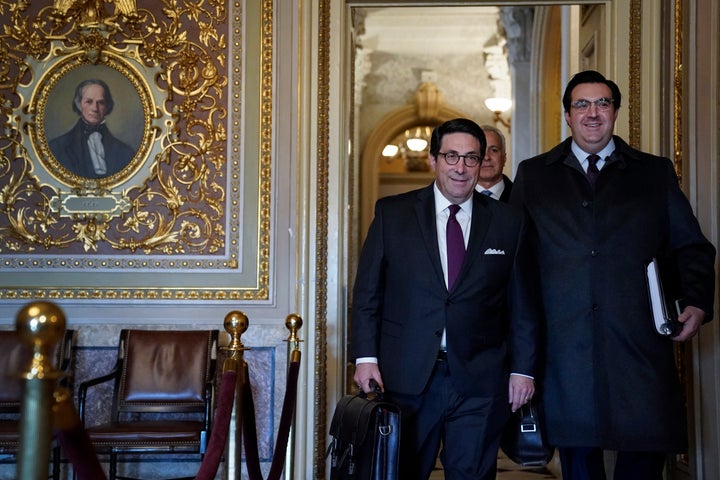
562, 70, 622, 112
72, 79, 115, 116
429, 118, 487, 159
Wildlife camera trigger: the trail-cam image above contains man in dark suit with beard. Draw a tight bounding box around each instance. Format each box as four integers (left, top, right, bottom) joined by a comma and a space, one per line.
49, 79, 135, 179
352, 118, 539, 479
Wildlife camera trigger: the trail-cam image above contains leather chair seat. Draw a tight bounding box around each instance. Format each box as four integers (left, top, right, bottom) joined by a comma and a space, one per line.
0, 420, 20, 445
88, 420, 205, 446
78, 329, 219, 480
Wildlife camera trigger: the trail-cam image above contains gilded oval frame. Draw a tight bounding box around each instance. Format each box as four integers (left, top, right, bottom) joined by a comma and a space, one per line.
29, 53, 156, 188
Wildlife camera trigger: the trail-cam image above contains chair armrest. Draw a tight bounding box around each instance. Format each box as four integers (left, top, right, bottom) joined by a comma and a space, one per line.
203, 380, 215, 432
77, 362, 120, 421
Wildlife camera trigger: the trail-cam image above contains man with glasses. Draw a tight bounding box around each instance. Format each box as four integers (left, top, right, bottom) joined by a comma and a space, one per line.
475, 124, 512, 202
352, 118, 539, 479
511, 70, 716, 479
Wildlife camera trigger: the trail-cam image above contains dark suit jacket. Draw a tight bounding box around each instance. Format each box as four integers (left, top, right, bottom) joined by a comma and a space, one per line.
352, 184, 539, 397
49, 120, 136, 179
511, 135, 716, 452
497, 174, 513, 202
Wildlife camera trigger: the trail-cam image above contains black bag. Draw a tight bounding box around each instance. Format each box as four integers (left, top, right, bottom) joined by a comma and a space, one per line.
327, 387, 401, 480
500, 400, 554, 467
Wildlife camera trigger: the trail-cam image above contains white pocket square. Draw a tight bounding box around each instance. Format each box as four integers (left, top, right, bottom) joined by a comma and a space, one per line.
484, 248, 505, 255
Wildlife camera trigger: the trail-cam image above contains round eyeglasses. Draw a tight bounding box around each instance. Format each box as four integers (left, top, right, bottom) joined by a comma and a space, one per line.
437, 152, 481, 167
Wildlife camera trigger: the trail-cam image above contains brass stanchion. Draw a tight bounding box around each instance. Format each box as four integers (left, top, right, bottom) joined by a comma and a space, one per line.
221, 310, 250, 480
15, 301, 66, 480
283, 314, 302, 480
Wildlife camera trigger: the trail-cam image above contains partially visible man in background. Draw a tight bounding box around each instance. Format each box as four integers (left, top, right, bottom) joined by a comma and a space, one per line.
475, 124, 512, 202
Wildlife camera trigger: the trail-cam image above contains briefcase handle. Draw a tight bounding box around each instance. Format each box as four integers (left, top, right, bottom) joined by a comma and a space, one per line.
359, 379, 383, 401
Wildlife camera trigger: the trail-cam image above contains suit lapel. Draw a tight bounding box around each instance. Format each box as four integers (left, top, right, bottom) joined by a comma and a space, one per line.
414, 185, 446, 289
414, 186, 495, 292
463, 192, 492, 275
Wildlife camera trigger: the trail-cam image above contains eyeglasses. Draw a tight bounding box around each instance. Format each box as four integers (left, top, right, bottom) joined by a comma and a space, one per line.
570, 97, 614, 112
437, 152, 481, 167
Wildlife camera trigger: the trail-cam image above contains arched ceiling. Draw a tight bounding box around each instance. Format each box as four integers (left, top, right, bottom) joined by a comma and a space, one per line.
357, 7, 501, 56
354, 6, 512, 145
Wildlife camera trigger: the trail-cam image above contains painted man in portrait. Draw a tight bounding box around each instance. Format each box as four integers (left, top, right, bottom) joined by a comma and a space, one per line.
49, 78, 136, 179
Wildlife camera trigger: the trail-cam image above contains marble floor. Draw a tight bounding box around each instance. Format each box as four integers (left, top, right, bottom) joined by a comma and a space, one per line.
429, 451, 560, 479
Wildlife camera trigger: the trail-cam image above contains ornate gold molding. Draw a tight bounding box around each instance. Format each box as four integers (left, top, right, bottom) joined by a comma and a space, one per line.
314, 0, 331, 475
673, 0, 683, 182
628, 0, 642, 147
0, 0, 274, 300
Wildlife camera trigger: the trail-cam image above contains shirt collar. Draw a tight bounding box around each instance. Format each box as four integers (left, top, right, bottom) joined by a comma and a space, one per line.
475, 179, 504, 199
433, 183, 473, 214
571, 138, 616, 165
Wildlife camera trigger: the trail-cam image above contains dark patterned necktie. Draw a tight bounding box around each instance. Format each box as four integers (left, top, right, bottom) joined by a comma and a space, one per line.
587, 154, 600, 186
446, 204, 465, 290
481, 189, 492, 197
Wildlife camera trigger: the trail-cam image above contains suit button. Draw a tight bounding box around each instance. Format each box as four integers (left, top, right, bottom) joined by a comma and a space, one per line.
591, 250, 598, 257
582, 201, 590, 207
434, 330, 442, 338
592, 304, 600, 311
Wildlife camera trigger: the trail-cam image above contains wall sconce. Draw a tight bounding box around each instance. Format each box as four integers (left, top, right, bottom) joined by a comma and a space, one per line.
484, 97, 512, 131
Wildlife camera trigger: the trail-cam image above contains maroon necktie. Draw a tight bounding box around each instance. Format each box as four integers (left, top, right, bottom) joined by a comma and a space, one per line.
587, 154, 600, 186
446, 204, 465, 290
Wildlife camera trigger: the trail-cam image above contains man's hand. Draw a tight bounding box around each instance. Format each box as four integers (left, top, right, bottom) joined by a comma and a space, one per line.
354, 362, 384, 393
672, 305, 705, 342
508, 374, 535, 412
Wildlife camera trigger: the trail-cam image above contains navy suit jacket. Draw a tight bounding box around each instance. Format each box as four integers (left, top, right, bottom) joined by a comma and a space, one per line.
498, 174, 513, 202
351, 184, 539, 397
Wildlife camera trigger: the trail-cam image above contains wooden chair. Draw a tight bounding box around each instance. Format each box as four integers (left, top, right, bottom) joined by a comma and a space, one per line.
0, 328, 76, 480
78, 329, 219, 480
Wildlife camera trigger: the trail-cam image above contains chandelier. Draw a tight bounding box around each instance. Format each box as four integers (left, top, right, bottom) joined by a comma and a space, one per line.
381, 125, 433, 172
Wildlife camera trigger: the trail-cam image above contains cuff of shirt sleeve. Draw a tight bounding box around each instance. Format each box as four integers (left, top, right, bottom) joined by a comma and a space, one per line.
355, 357, 378, 365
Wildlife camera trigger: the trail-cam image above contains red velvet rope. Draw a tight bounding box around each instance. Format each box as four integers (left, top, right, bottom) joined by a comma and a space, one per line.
267, 358, 300, 479
243, 357, 302, 480
53, 392, 107, 480
242, 362, 263, 480
55, 424, 108, 480
194, 370, 238, 480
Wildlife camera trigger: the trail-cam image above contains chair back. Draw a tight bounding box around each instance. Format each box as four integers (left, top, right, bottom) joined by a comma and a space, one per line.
114, 329, 218, 415
0, 329, 75, 410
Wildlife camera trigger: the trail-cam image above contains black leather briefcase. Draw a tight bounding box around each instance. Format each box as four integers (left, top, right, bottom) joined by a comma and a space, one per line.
327, 387, 401, 480
501, 400, 555, 467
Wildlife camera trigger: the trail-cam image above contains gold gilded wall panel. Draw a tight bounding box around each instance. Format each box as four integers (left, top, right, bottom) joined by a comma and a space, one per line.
0, 0, 273, 300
